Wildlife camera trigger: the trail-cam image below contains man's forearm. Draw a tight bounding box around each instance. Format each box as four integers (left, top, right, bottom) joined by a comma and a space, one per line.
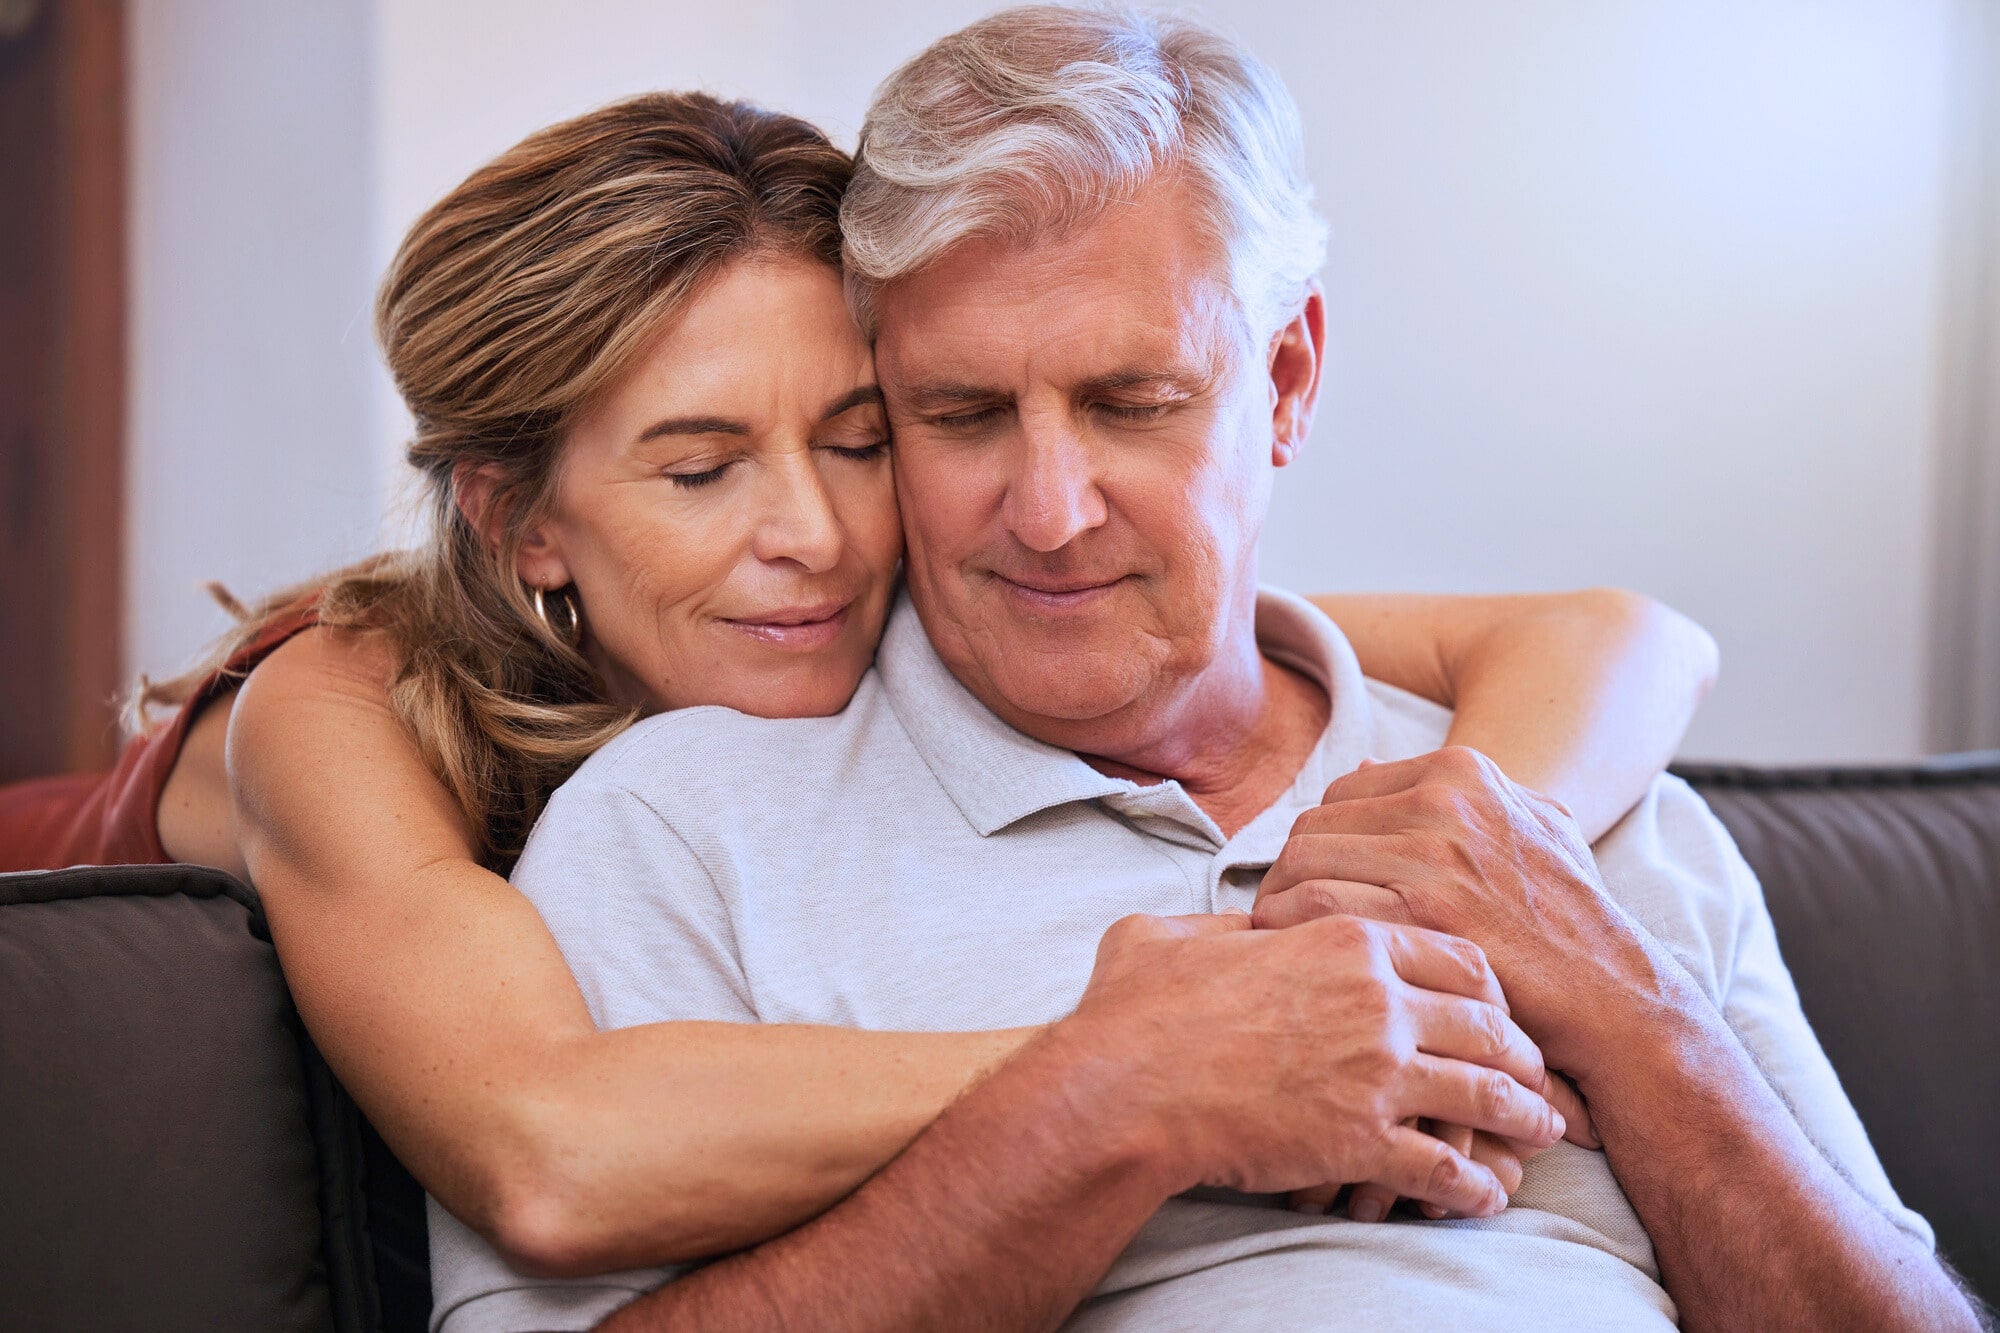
1584, 968, 1979, 1332
600, 1021, 1175, 1333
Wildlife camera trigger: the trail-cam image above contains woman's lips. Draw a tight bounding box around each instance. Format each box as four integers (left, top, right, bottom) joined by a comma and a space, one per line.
721, 601, 852, 651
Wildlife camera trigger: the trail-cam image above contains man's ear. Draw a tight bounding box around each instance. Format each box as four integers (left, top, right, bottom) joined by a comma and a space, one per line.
453, 461, 572, 592
1266, 281, 1325, 468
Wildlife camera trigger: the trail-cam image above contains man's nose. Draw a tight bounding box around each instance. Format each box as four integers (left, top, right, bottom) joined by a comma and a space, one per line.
753, 451, 844, 573
1002, 416, 1107, 553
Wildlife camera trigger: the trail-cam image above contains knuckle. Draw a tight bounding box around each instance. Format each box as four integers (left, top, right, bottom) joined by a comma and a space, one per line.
1449, 933, 1490, 976
1477, 1068, 1514, 1121
1470, 1003, 1508, 1057
1101, 913, 1157, 949
1319, 911, 1373, 949
1437, 745, 1484, 777
1426, 1146, 1469, 1199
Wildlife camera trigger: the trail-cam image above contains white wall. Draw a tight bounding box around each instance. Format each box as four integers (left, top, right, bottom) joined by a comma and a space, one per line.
128, 0, 382, 680
130, 0, 1980, 762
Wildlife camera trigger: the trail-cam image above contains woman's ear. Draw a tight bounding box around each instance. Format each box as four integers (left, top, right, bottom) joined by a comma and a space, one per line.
453, 461, 572, 592
1267, 282, 1326, 468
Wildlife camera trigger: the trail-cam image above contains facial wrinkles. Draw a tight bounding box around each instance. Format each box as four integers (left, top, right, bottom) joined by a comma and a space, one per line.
542, 256, 900, 716
883, 231, 1278, 752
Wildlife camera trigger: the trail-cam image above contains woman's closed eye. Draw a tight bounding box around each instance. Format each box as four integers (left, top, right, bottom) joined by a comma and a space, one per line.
823, 439, 890, 463
666, 460, 734, 489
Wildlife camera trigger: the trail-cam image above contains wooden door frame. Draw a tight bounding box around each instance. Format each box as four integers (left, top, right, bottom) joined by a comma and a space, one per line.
0, 0, 125, 780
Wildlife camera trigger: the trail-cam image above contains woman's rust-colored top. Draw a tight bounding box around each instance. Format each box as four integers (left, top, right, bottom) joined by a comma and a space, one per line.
0, 604, 321, 872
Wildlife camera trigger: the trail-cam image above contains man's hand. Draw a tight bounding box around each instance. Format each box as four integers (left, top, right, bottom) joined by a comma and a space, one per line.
1254, 747, 1666, 1078
1062, 910, 1567, 1217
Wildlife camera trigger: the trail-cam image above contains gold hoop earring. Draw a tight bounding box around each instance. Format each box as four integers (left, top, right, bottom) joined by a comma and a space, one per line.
531, 584, 584, 649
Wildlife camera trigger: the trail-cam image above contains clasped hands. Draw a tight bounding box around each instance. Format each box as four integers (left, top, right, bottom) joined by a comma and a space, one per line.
1071, 747, 1638, 1225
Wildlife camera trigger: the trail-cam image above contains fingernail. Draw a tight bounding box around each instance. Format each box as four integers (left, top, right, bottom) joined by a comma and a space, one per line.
1352, 1197, 1386, 1223
1292, 1199, 1328, 1215
1421, 1203, 1446, 1220
1549, 1111, 1565, 1142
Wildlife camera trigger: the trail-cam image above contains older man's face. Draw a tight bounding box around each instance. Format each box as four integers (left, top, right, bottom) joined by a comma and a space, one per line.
873, 178, 1302, 748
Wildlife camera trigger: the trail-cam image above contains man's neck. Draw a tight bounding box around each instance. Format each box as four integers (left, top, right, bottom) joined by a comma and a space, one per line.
1077, 642, 1330, 840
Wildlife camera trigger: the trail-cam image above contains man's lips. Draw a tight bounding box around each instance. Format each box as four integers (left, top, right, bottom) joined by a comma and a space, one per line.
721, 600, 852, 650
993, 572, 1133, 612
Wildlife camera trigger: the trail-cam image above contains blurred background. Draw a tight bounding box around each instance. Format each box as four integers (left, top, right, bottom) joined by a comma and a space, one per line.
4, 0, 1997, 779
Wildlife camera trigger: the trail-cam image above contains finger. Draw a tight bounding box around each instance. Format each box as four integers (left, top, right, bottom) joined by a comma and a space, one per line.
1288, 1182, 1344, 1215
1544, 1071, 1600, 1149
1371, 1123, 1506, 1218
1263, 829, 1416, 900
1419, 1131, 1526, 1221
1380, 923, 1507, 1011
1404, 988, 1542, 1085
1470, 1131, 1524, 1195
1402, 1054, 1564, 1147
1433, 1121, 1475, 1157
1319, 747, 1492, 806
1288, 789, 1444, 839
1345, 1114, 1422, 1222
1318, 753, 1435, 805
1346, 1180, 1398, 1224
1155, 910, 1254, 938
1251, 879, 1405, 929
1099, 910, 1251, 952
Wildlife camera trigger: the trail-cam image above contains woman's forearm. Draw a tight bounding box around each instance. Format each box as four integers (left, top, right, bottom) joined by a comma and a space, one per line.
487, 1022, 1035, 1276
229, 630, 1037, 1279
1312, 588, 1718, 841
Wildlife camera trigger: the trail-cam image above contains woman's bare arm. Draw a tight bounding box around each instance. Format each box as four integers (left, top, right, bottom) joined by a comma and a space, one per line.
1311, 588, 1719, 841
225, 590, 1710, 1278
226, 626, 1029, 1277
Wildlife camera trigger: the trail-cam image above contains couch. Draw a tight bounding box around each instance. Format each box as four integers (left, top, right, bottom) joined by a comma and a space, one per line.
2, 757, 1995, 1331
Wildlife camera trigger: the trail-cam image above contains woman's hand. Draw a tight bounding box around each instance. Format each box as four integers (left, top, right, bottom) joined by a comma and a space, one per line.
1313, 588, 1718, 842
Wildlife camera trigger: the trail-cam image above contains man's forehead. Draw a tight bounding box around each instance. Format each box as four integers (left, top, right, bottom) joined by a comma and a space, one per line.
873, 190, 1240, 390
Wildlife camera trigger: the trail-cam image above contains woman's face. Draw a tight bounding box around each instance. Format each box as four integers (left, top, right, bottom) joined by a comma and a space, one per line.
517, 253, 902, 718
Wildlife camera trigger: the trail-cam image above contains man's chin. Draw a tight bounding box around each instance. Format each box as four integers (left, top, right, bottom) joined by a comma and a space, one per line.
970, 651, 1154, 731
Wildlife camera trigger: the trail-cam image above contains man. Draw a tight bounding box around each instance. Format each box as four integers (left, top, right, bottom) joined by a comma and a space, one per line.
432, 7, 1977, 1330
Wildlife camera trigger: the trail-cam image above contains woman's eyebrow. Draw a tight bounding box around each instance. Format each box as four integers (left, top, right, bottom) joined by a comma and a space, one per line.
637, 415, 751, 441
819, 384, 884, 420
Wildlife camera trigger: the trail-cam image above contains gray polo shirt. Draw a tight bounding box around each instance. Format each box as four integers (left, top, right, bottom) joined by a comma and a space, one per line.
429, 589, 1929, 1332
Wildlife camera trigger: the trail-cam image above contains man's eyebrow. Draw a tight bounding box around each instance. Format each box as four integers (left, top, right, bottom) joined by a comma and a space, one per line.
1075, 368, 1200, 396
637, 415, 751, 441
900, 381, 1010, 411
820, 384, 885, 420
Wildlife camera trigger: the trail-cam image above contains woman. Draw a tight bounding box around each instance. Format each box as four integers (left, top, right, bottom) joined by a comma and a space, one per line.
0, 93, 1716, 1272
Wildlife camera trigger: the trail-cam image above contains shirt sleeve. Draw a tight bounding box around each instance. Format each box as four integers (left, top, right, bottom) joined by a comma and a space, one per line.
426, 769, 753, 1333
513, 772, 758, 1030
1596, 777, 1934, 1249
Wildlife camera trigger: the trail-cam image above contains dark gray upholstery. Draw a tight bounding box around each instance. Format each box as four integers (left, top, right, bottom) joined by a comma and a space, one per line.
0, 864, 336, 1332
1678, 756, 2000, 1306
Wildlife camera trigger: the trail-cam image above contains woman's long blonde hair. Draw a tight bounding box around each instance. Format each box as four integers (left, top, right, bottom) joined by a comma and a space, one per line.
138, 93, 853, 868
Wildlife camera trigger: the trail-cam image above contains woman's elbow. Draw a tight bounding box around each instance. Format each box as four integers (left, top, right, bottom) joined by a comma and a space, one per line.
447, 1097, 651, 1278
1572, 586, 1720, 703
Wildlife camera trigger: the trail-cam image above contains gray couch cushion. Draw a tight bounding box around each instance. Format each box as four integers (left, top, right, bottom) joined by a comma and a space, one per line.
0, 863, 336, 1332
1678, 758, 2000, 1307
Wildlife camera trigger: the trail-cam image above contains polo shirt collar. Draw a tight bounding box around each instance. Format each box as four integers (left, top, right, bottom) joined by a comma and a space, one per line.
873, 586, 1380, 839
875, 592, 1129, 836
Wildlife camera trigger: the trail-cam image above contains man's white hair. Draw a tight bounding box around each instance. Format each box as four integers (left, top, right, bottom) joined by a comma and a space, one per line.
842, 4, 1328, 339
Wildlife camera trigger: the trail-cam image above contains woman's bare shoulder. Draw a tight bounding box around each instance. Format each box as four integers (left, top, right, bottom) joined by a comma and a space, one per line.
229, 623, 475, 861
239, 621, 400, 711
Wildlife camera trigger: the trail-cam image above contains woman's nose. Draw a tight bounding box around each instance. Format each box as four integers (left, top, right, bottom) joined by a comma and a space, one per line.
752, 452, 844, 572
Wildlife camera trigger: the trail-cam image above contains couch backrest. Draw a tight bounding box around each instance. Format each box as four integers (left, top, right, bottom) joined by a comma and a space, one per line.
1678, 757, 2000, 1307
4, 760, 1994, 1320
0, 863, 428, 1333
